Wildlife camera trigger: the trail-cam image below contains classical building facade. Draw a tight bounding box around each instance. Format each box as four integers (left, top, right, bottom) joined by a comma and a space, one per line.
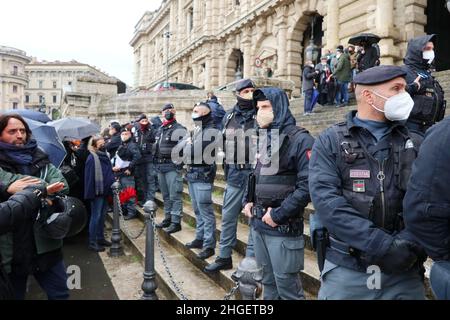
24, 60, 119, 118
131, 0, 450, 96
0, 46, 31, 110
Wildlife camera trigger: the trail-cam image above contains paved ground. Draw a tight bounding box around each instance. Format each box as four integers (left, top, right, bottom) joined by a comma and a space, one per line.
26, 228, 119, 300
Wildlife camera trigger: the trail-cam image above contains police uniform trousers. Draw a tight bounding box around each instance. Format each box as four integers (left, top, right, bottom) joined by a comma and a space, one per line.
318, 260, 425, 300
253, 230, 305, 300
188, 182, 216, 249
218, 184, 254, 259
158, 169, 183, 224
135, 162, 158, 203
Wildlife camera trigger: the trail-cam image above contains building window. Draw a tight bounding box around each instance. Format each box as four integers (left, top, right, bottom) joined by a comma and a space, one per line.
235, 0, 240, 5
12, 85, 18, 93
39, 80, 43, 89
39, 95, 44, 104
13, 66, 18, 76
25, 95, 30, 103
53, 81, 57, 89
53, 95, 57, 104
188, 7, 194, 32
13, 102, 18, 109
68, 81, 72, 86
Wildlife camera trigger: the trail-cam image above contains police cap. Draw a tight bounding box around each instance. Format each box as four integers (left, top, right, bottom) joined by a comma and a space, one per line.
162, 103, 175, 111
353, 65, 407, 86
235, 79, 255, 92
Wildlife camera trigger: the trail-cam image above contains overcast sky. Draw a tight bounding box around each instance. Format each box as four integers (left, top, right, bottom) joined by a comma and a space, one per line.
0, 0, 163, 86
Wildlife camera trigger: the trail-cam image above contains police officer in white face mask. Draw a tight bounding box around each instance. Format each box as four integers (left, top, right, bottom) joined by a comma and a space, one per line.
402, 34, 446, 135
309, 65, 427, 300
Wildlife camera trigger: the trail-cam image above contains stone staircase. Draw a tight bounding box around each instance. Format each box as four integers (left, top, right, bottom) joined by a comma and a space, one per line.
108, 72, 450, 299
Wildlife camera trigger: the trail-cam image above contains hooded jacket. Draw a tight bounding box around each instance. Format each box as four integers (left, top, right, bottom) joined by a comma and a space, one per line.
402, 34, 446, 130
248, 87, 315, 237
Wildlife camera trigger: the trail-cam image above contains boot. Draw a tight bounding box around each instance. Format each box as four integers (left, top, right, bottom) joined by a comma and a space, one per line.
204, 257, 233, 273
98, 239, 112, 247
185, 239, 203, 249
163, 223, 181, 234
155, 218, 171, 229
88, 243, 105, 252
124, 213, 138, 221
197, 248, 215, 260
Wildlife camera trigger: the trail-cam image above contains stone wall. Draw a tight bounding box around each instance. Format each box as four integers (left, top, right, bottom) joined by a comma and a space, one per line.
93, 90, 236, 130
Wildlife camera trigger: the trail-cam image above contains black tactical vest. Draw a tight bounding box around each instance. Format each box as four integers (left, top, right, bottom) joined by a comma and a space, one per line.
332, 122, 420, 233
409, 75, 446, 127
255, 127, 306, 210
154, 123, 183, 159
223, 111, 256, 164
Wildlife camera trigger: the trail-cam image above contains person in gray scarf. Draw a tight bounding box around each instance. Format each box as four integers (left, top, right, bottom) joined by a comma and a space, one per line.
84, 136, 115, 252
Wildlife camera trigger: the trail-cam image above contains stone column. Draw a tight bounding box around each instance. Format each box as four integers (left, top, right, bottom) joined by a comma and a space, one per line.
376, 0, 398, 64
276, 25, 288, 77
242, 28, 252, 78
325, 0, 340, 50
218, 45, 227, 87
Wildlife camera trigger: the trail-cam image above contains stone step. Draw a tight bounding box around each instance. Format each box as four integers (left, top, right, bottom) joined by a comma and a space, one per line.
105, 211, 229, 300
141, 200, 321, 299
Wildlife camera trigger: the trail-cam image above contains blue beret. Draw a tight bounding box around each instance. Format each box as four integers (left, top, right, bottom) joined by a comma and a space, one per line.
354, 65, 407, 85
235, 79, 255, 92
162, 103, 174, 111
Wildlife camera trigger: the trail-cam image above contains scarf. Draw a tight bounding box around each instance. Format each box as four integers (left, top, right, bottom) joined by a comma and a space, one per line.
0, 139, 37, 165
89, 150, 105, 196
140, 123, 150, 131
162, 118, 176, 127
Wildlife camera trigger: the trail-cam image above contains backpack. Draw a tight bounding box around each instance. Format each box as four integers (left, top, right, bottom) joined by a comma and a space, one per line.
207, 99, 226, 130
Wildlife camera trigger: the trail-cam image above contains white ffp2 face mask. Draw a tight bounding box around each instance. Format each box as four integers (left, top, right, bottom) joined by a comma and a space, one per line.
370, 91, 415, 121
423, 50, 435, 64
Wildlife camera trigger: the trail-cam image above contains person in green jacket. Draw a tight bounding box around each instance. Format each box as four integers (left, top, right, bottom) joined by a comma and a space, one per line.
332, 47, 353, 107
0, 114, 68, 300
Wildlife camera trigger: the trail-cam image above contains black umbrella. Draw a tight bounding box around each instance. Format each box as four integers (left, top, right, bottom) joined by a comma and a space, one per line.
348, 33, 381, 46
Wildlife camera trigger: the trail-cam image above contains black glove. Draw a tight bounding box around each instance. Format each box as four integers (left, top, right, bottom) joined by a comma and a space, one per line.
377, 238, 419, 274
23, 183, 47, 200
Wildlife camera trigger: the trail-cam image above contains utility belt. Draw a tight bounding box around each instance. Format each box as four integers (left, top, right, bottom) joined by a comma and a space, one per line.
328, 235, 360, 257
155, 157, 173, 164
228, 163, 253, 170
252, 205, 304, 235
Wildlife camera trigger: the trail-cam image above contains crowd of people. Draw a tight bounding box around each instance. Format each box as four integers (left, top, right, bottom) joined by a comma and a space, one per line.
0, 34, 448, 301
302, 42, 381, 115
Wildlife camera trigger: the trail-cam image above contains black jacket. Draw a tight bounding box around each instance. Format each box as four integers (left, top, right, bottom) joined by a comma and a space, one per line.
246, 87, 314, 237
402, 34, 446, 132
116, 139, 141, 173
184, 115, 218, 184
133, 124, 156, 163
404, 117, 450, 261
0, 188, 44, 236
105, 133, 121, 158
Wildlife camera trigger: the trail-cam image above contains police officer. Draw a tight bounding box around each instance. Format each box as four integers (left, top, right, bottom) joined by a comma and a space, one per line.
403, 117, 450, 300
402, 34, 446, 135
184, 102, 220, 260
113, 127, 141, 220
205, 79, 257, 273
133, 114, 157, 204
154, 104, 187, 234
309, 65, 426, 300
243, 88, 314, 300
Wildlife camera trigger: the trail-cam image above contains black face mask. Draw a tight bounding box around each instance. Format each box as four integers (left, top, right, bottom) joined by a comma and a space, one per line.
193, 113, 212, 127
98, 146, 106, 152
236, 95, 254, 110
164, 111, 174, 121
